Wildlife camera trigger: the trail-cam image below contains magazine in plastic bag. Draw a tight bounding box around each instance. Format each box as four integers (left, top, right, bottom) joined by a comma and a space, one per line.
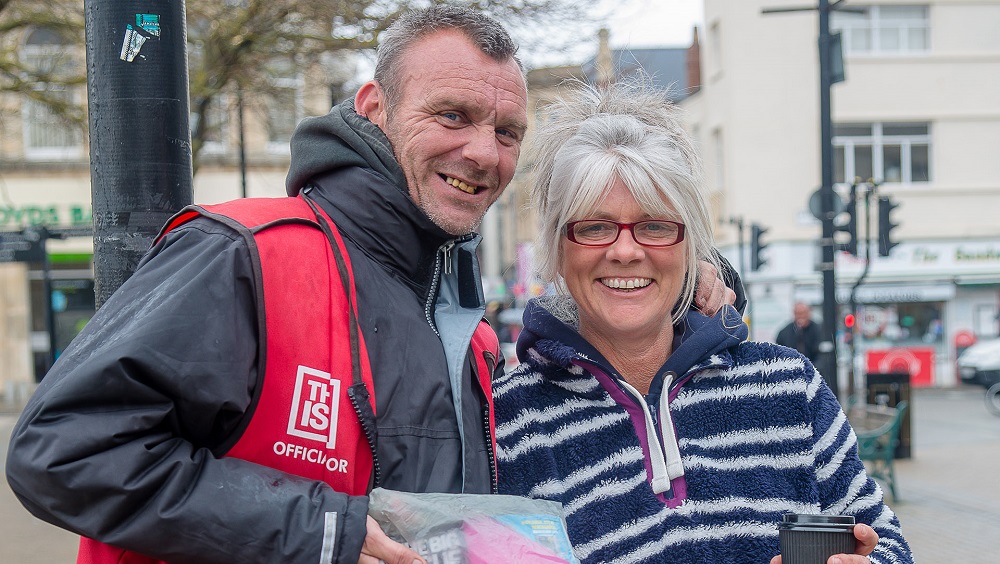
368, 488, 580, 563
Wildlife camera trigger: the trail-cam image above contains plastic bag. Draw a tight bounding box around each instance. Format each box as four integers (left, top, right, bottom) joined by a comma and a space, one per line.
368, 488, 580, 564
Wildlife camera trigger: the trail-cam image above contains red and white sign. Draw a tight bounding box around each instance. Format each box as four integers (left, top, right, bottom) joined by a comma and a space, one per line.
287, 365, 341, 448
866, 347, 935, 387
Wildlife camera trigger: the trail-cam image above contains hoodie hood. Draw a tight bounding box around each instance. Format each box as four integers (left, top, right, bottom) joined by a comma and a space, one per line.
285, 99, 407, 196
516, 295, 749, 390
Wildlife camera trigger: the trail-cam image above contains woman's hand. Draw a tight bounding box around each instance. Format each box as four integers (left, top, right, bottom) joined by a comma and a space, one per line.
769, 523, 879, 564
358, 515, 425, 564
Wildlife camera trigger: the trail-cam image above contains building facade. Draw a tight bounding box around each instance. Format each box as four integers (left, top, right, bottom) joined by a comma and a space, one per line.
686, 0, 1000, 387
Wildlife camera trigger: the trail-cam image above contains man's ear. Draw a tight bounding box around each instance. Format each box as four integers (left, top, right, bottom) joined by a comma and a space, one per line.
355, 80, 388, 130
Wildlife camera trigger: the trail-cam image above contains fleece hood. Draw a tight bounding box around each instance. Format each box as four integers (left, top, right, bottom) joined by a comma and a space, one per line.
513, 295, 749, 502
285, 99, 407, 197
516, 295, 749, 393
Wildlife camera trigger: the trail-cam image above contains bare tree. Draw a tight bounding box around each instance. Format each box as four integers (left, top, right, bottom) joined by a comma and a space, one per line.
3, 0, 593, 172
0, 0, 87, 130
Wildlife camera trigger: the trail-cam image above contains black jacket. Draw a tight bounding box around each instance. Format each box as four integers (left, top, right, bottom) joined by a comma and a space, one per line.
5, 101, 497, 563
775, 320, 823, 364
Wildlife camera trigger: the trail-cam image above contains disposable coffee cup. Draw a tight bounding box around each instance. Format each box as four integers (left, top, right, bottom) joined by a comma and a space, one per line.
778, 513, 855, 564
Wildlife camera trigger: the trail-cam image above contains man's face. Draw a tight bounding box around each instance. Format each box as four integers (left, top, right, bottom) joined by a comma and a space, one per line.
369, 30, 527, 235
794, 304, 811, 327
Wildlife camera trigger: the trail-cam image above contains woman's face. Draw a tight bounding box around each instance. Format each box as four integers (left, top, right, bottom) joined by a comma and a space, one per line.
559, 178, 687, 348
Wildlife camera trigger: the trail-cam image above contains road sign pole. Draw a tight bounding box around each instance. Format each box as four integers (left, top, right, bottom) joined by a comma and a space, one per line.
817, 0, 840, 399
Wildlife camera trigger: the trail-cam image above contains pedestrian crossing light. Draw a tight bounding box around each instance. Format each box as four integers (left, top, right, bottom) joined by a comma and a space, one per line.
878, 195, 901, 257
750, 223, 768, 271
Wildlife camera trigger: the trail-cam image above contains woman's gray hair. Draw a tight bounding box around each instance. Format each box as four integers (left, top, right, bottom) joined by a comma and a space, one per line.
530, 79, 719, 324
374, 5, 522, 108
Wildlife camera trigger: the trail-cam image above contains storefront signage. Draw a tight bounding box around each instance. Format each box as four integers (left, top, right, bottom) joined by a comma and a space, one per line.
866, 347, 935, 387
0, 230, 46, 263
904, 244, 1000, 266
840, 284, 955, 304
954, 247, 1000, 263
0, 205, 92, 227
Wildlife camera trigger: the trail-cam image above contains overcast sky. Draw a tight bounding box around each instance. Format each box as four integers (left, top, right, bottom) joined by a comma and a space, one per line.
520, 0, 705, 68
601, 0, 704, 48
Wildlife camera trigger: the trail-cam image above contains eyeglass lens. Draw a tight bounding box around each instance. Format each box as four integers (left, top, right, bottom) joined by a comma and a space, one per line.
570, 220, 682, 246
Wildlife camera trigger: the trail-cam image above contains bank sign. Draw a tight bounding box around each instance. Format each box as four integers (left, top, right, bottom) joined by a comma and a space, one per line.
0, 204, 93, 228
837, 239, 1000, 277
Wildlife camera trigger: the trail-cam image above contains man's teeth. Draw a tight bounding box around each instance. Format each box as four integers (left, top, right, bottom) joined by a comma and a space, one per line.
445, 176, 478, 194
601, 278, 652, 290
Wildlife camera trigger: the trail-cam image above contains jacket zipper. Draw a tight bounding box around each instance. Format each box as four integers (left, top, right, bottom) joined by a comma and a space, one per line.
477, 348, 500, 493
347, 384, 381, 488
482, 401, 498, 493
424, 240, 456, 336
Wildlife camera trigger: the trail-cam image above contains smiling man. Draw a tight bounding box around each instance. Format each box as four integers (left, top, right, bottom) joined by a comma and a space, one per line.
354, 28, 527, 236
8, 6, 524, 564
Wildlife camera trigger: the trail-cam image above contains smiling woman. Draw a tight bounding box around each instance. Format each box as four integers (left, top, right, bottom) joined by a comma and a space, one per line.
491, 79, 913, 564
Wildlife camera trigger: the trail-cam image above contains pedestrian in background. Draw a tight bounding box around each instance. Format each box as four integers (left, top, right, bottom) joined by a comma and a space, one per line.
776, 301, 823, 365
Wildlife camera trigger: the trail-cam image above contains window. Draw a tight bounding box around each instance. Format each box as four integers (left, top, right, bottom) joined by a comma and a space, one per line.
832, 5, 929, 55
707, 21, 722, 76
712, 128, 725, 190
20, 28, 83, 160
833, 122, 930, 185
265, 57, 304, 153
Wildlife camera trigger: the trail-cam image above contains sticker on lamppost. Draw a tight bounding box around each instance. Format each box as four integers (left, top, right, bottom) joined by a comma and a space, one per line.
120, 14, 160, 62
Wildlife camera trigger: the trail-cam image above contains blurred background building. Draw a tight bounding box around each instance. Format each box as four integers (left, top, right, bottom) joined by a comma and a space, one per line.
687, 0, 1000, 388
500, 0, 1000, 387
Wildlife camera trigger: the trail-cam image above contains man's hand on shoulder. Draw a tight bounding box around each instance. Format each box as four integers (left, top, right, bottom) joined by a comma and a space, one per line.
694, 260, 738, 316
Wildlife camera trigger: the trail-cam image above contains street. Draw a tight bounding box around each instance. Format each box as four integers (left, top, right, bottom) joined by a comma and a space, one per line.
2, 385, 999, 562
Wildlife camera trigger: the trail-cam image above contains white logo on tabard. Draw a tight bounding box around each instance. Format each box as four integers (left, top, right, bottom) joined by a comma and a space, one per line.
287, 365, 341, 449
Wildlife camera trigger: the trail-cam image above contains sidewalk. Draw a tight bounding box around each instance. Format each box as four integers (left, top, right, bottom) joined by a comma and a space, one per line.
1, 403, 79, 562
2, 385, 998, 562
884, 385, 1000, 563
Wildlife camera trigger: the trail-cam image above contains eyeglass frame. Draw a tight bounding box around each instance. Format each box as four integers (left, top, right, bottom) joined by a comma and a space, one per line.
564, 219, 686, 248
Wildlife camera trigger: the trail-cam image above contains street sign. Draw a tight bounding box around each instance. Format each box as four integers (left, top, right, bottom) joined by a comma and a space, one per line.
809, 187, 846, 220
0, 229, 46, 263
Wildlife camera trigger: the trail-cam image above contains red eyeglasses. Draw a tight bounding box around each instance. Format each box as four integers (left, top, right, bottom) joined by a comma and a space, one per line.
565, 220, 685, 248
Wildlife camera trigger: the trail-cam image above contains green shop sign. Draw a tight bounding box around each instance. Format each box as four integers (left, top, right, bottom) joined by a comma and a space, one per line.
0, 205, 92, 227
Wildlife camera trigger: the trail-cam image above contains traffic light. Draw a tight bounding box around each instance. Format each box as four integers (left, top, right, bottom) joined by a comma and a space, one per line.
844, 313, 855, 329
843, 312, 856, 345
750, 223, 768, 271
878, 195, 900, 256
835, 183, 859, 256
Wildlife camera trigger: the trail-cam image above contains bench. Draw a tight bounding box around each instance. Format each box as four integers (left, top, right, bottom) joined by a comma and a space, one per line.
846, 400, 909, 502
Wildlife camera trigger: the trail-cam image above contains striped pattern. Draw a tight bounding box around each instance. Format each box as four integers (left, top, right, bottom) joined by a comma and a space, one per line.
495, 339, 912, 563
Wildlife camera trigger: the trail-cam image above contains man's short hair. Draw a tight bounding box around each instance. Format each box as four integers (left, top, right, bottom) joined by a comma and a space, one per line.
374, 5, 522, 108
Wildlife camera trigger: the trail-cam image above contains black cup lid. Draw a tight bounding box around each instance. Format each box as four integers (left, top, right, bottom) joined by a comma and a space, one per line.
782, 513, 855, 526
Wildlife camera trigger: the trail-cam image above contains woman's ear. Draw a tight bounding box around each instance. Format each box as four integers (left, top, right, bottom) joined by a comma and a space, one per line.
354, 80, 388, 130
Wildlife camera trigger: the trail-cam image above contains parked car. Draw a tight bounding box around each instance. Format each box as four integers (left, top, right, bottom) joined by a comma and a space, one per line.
957, 338, 1000, 387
